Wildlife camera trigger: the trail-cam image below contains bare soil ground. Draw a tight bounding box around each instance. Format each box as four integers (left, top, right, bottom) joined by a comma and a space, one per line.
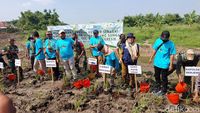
1, 33, 200, 113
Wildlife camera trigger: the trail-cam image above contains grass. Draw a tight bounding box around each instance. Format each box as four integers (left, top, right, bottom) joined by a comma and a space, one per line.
19, 24, 200, 49
124, 24, 200, 48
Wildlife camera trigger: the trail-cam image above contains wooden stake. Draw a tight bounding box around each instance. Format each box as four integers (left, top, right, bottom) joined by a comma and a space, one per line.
17, 66, 20, 85
51, 67, 54, 83
191, 76, 194, 93
134, 74, 138, 92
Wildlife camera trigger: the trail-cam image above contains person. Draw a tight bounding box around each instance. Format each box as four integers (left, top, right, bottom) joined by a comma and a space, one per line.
56, 30, 77, 80
72, 33, 87, 74
89, 30, 106, 77
116, 34, 127, 87
194, 73, 200, 102
167, 49, 200, 98
97, 43, 120, 92
44, 31, 60, 80
122, 33, 140, 93
32, 31, 46, 73
26, 36, 35, 70
149, 30, 176, 95
3, 39, 23, 80
0, 92, 16, 113
0, 51, 8, 68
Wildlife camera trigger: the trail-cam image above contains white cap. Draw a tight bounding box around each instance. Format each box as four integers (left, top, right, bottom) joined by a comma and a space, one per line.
58, 30, 65, 34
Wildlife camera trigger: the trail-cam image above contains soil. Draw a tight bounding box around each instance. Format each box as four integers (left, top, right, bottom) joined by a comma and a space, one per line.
1, 33, 200, 113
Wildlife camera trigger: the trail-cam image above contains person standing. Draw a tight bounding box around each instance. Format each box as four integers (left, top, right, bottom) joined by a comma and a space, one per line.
32, 31, 46, 73
122, 33, 140, 93
116, 34, 128, 88
3, 39, 23, 80
89, 30, 106, 77
149, 30, 176, 95
44, 31, 60, 80
72, 33, 87, 74
26, 36, 35, 70
56, 30, 77, 80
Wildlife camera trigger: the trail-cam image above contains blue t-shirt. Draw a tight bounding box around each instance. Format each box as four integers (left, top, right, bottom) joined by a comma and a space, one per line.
89, 36, 105, 57
44, 38, 57, 58
26, 41, 35, 57
56, 37, 74, 60
105, 52, 120, 71
153, 38, 176, 69
35, 38, 45, 60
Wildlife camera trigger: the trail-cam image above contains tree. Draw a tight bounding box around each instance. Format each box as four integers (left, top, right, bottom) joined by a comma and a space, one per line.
184, 10, 198, 26
12, 9, 64, 30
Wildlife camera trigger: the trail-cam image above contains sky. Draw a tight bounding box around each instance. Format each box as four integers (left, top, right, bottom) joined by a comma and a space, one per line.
0, 0, 200, 24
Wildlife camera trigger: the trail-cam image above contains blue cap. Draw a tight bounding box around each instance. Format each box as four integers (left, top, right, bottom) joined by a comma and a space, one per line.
127, 33, 135, 38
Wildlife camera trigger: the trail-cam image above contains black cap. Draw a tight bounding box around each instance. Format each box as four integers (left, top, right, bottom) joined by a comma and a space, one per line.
93, 30, 99, 34
97, 43, 104, 51
33, 31, 39, 37
161, 30, 170, 42
127, 33, 135, 39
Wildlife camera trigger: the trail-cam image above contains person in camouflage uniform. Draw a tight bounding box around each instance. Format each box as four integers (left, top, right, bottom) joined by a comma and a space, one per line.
72, 33, 87, 74
3, 39, 23, 80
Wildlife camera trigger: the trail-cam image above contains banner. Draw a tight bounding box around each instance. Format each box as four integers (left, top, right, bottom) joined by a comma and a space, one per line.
47, 22, 123, 48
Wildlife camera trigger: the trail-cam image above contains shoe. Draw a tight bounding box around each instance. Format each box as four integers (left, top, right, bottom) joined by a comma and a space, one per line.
152, 87, 161, 94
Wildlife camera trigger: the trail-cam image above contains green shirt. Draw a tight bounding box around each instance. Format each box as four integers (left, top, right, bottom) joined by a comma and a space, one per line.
3, 45, 19, 61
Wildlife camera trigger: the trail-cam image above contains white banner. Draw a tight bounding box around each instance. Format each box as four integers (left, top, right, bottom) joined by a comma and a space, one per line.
0, 62, 3, 69
47, 22, 123, 48
185, 67, 200, 76
99, 64, 111, 74
88, 58, 97, 65
128, 65, 142, 74
15, 59, 21, 67
45, 60, 57, 67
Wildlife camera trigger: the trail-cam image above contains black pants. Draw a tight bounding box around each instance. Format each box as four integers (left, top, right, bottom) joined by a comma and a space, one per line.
75, 58, 81, 73
48, 58, 60, 79
154, 66, 169, 92
30, 56, 35, 70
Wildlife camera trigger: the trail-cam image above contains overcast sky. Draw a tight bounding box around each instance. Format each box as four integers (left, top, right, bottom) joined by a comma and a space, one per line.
0, 0, 199, 24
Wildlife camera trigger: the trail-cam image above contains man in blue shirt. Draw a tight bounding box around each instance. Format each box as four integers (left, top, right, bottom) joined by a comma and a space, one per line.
33, 31, 46, 73
149, 31, 176, 95
56, 30, 77, 80
26, 36, 35, 70
44, 31, 60, 80
89, 30, 105, 77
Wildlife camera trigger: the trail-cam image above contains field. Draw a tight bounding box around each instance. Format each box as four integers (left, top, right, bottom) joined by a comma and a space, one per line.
0, 24, 200, 113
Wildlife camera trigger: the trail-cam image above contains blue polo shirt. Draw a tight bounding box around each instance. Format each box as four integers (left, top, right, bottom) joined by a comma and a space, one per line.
56, 37, 74, 60
105, 52, 120, 71
153, 38, 176, 69
35, 38, 45, 60
26, 41, 35, 57
44, 38, 57, 58
89, 36, 105, 57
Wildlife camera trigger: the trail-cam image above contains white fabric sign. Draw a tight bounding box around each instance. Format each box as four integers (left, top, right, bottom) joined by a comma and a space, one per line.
88, 58, 97, 65
15, 59, 21, 67
99, 64, 111, 74
46, 60, 57, 67
0, 62, 4, 69
185, 67, 200, 76
128, 65, 142, 74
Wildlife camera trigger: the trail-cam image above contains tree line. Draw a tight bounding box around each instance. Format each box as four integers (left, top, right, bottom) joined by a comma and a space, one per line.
123, 10, 200, 28
11, 9, 65, 31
